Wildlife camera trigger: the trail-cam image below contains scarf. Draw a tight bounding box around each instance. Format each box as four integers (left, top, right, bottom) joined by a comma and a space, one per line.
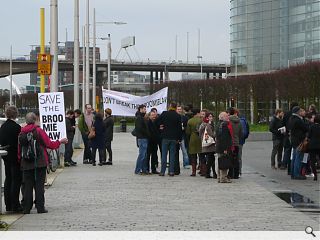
227, 121, 235, 152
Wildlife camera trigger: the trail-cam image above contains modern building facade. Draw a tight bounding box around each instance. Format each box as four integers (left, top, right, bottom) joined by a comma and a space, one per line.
230, 0, 320, 74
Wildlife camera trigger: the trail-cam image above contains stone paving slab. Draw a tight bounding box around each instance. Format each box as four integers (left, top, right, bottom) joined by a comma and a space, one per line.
6, 133, 320, 231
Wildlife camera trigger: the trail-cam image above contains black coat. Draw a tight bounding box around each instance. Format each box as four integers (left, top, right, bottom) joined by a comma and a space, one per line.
0, 119, 21, 165
288, 114, 308, 148
65, 117, 75, 140
103, 116, 114, 142
157, 110, 182, 141
148, 119, 161, 144
308, 123, 320, 150
215, 120, 232, 154
91, 119, 106, 149
135, 111, 149, 139
269, 116, 284, 140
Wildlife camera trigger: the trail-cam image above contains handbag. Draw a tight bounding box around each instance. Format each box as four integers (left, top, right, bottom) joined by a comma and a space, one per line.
218, 153, 232, 170
297, 138, 308, 153
202, 126, 215, 147
131, 128, 137, 137
88, 127, 96, 139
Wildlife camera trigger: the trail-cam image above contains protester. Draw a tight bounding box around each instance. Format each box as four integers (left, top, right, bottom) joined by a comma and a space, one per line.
0, 106, 22, 212
91, 113, 106, 166
308, 104, 317, 115
104, 108, 114, 165
19, 112, 67, 214
215, 112, 232, 183
199, 112, 217, 178
186, 108, 202, 177
269, 109, 285, 169
176, 105, 190, 169
307, 114, 320, 181
288, 106, 308, 180
238, 110, 250, 175
134, 104, 149, 175
227, 107, 243, 179
282, 102, 299, 173
64, 110, 76, 167
78, 104, 94, 164
157, 102, 182, 176
147, 110, 160, 174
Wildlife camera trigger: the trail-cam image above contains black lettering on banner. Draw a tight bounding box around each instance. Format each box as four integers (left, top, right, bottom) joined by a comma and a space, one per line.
49, 132, 60, 140
38, 94, 61, 104
42, 114, 63, 123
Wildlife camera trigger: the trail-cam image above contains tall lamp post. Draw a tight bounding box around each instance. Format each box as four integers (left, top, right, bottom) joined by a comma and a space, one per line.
98, 21, 126, 91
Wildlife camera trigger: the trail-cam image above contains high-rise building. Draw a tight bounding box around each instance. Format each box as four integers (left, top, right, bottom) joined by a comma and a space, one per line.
230, 0, 320, 74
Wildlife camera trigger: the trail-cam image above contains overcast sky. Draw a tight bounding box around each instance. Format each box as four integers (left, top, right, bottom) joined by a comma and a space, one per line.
0, 0, 230, 89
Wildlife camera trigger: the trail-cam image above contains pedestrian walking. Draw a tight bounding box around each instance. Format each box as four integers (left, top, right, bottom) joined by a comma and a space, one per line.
307, 114, 320, 181
269, 109, 285, 169
18, 112, 67, 214
78, 104, 94, 164
0, 106, 22, 213
157, 102, 182, 177
103, 108, 114, 165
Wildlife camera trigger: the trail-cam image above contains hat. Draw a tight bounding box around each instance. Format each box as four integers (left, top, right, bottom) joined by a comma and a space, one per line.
292, 106, 300, 114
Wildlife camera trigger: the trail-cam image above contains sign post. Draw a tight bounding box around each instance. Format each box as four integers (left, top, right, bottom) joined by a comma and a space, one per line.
37, 54, 52, 76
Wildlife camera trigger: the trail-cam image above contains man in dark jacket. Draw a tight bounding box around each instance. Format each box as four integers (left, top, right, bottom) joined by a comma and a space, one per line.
289, 106, 308, 180
64, 110, 76, 167
157, 102, 182, 176
282, 102, 299, 173
147, 110, 160, 174
269, 109, 284, 169
104, 108, 114, 165
134, 105, 149, 174
0, 106, 22, 212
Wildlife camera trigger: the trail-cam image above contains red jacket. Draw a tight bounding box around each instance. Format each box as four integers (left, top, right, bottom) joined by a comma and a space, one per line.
18, 124, 60, 170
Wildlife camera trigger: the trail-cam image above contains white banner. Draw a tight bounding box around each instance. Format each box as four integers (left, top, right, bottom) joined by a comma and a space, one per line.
102, 87, 168, 116
38, 92, 66, 140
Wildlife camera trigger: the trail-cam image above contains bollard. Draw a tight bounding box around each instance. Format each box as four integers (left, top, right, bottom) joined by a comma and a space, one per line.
120, 119, 127, 132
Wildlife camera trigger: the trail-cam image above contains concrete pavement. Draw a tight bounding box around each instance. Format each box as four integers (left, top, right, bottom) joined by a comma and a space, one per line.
1, 133, 319, 231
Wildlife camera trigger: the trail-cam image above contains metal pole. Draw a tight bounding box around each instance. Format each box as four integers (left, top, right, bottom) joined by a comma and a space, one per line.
92, 8, 96, 109
85, 0, 90, 104
107, 34, 111, 90
175, 35, 178, 61
82, 25, 86, 112
40, 8, 45, 93
9, 45, 13, 105
73, 0, 79, 109
50, 0, 58, 92
198, 28, 200, 64
186, 32, 189, 64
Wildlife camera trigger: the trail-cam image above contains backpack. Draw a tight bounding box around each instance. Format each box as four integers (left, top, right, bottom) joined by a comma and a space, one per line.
240, 117, 250, 140
19, 129, 40, 163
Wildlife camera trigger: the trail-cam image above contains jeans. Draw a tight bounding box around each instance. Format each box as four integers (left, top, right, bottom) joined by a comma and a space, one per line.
271, 139, 283, 167
161, 139, 176, 174
180, 140, 189, 167
135, 138, 148, 174
291, 148, 303, 177
64, 136, 74, 162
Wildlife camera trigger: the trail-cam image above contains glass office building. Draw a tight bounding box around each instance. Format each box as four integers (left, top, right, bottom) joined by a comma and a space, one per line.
230, 0, 320, 74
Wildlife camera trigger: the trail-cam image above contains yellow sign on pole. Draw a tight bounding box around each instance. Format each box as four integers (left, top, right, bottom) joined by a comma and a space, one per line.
37, 54, 51, 75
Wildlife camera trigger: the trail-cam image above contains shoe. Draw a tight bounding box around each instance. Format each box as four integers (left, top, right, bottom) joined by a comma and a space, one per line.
70, 160, 77, 165
174, 172, 180, 175
139, 172, 147, 176
92, 162, 96, 166
64, 162, 71, 167
98, 163, 103, 166
169, 173, 174, 177
159, 173, 165, 176
11, 206, 23, 213
293, 176, 306, 180
106, 161, 112, 165
271, 166, 276, 170
190, 174, 196, 177
83, 159, 90, 164
212, 173, 218, 179
152, 171, 160, 174
89, 160, 93, 164
205, 175, 213, 178
37, 209, 48, 214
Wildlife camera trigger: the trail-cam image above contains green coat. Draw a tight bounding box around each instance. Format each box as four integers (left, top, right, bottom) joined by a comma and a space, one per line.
78, 113, 89, 134
186, 116, 202, 154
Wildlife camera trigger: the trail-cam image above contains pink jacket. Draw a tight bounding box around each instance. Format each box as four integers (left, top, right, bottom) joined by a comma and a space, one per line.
18, 124, 60, 169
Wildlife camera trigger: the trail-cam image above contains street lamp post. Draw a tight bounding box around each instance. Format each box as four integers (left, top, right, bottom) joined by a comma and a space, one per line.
98, 21, 126, 90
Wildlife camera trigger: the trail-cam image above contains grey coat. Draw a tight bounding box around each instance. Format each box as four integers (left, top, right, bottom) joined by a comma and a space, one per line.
199, 122, 216, 153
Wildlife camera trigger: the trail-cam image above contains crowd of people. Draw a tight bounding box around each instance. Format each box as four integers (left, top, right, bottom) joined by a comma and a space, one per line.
133, 102, 250, 183
0, 103, 115, 214
269, 103, 319, 181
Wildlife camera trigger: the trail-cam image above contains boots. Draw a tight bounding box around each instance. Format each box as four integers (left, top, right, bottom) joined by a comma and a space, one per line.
190, 160, 196, 177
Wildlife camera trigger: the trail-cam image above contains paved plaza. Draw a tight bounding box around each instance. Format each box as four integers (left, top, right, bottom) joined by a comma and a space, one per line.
1, 133, 319, 231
